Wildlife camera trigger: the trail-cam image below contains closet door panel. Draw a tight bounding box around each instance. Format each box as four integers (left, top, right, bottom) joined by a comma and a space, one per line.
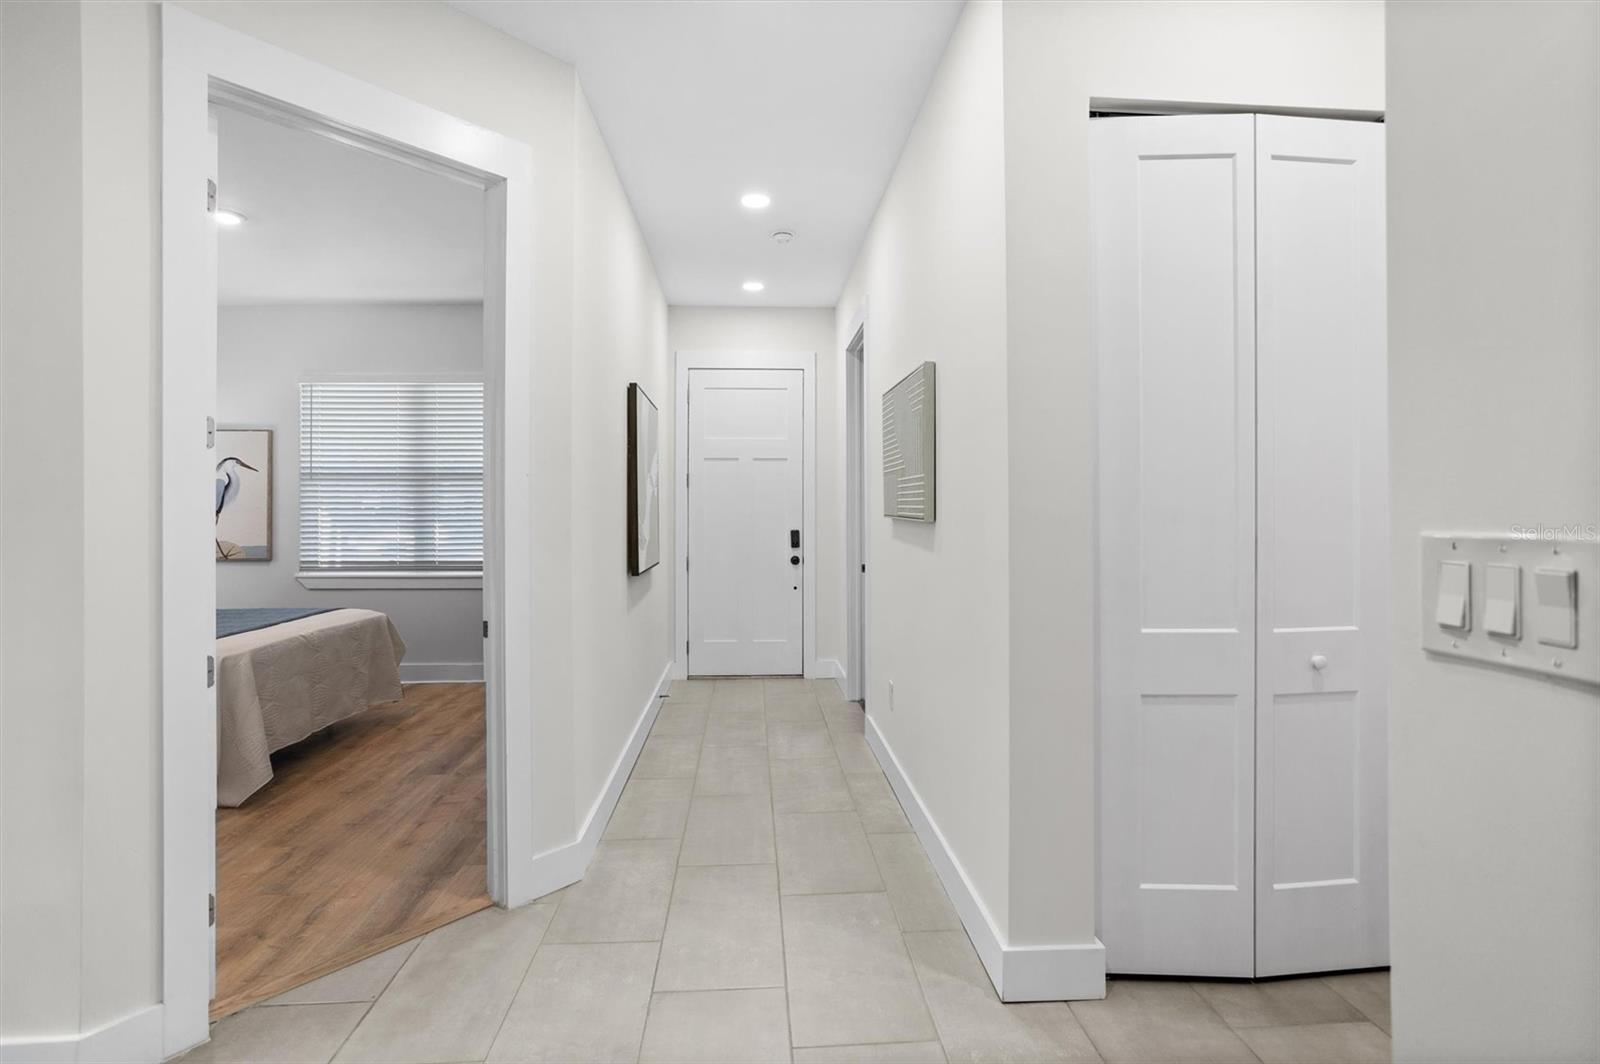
1093, 114, 1257, 977
1254, 114, 1389, 977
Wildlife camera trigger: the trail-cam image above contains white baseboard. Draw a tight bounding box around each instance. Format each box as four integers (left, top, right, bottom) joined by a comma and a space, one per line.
864, 715, 1106, 1002
523, 661, 673, 901
815, 657, 844, 682
400, 661, 485, 684
1, 1004, 164, 1064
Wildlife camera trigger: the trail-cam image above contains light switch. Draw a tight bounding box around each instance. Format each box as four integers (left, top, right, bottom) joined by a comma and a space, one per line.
1484, 563, 1520, 637
1534, 567, 1578, 648
1435, 560, 1471, 631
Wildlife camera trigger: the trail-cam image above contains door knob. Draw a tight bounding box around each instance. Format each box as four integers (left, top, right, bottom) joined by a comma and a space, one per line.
790, 555, 800, 566
1310, 654, 1328, 671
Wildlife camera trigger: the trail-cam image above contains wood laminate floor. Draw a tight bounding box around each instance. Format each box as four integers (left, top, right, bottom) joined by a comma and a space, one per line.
213, 682, 490, 1020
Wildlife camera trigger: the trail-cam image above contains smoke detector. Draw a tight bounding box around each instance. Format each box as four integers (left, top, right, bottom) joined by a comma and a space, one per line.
770, 230, 795, 245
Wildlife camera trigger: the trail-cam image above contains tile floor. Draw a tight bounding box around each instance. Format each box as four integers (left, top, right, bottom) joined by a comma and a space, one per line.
184, 677, 1393, 1064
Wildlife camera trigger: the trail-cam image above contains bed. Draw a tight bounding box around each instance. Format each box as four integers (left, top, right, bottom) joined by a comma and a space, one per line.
215, 607, 408, 806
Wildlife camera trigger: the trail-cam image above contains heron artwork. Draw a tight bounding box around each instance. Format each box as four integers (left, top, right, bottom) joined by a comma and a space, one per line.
215, 455, 259, 560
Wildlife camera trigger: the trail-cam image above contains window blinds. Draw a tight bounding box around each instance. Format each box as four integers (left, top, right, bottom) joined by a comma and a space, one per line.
298, 381, 484, 572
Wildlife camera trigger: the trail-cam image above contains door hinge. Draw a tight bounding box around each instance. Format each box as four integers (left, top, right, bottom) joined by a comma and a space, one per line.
206, 416, 215, 449
206, 178, 217, 213
208, 893, 216, 927
482, 619, 489, 638
861, 564, 866, 573
206, 655, 215, 688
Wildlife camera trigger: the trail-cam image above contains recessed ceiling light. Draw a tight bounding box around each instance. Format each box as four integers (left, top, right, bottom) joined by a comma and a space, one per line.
770, 230, 795, 245
214, 208, 247, 227
742, 280, 765, 293
740, 191, 771, 210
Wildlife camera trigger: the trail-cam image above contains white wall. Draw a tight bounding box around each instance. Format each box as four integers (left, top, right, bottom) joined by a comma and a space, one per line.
667, 306, 842, 673
216, 303, 485, 674
1386, 3, 1600, 1060
0, 1, 672, 1045
835, 0, 1384, 984
569, 85, 674, 833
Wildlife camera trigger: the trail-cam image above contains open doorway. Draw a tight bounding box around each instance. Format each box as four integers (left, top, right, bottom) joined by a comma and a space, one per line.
844, 324, 868, 705
161, 10, 538, 1053
207, 103, 490, 1017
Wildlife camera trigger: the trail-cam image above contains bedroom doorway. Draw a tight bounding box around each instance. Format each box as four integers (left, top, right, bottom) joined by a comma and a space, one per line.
161, 8, 538, 1055
206, 102, 494, 1017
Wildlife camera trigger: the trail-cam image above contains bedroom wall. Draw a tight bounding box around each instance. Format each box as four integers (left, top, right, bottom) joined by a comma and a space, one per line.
666, 306, 842, 675
216, 302, 486, 678
0, 1, 673, 1047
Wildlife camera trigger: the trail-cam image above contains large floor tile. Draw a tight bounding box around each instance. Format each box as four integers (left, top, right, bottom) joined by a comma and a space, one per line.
486, 941, 658, 1063
680, 794, 776, 866
264, 941, 418, 1006
1235, 1021, 1390, 1063
639, 988, 792, 1063
1193, 977, 1364, 1029
776, 811, 883, 894
822, 704, 866, 736
768, 721, 835, 760
334, 903, 554, 1063
656, 864, 785, 991
766, 695, 824, 724
1068, 980, 1257, 1064
831, 731, 882, 774
793, 1043, 947, 1063
652, 702, 710, 737
705, 708, 767, 747
545, 839, 678, 943
711, 679, 765, 709
764, 677, 814, 697
905, 931, 1100, 1063
667, 679, 715, 702
695, 744, 772, 796
185, 1004, 368, 1063
809, 679, 847, 703
846, 772, 911, 833
783, 892, 937, 1047
634, 734, 702, 779
604, 777, 693, 841
869, 834, 961, 932
1322, 970, 1391, 1033
772, 757, 853, 814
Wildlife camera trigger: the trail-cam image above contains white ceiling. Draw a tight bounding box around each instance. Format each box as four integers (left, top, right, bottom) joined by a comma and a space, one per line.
216, 106, 484, 305
450, 0, 963, 307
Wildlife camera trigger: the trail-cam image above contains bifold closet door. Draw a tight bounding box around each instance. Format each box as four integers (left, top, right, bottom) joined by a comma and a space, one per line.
1093, 114, 1258, 978
1095, 113, 1388, 979
1253, 115, 1388, 977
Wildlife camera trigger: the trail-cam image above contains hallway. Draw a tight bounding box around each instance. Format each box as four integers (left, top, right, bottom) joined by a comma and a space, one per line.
186, 679, 1391, 1064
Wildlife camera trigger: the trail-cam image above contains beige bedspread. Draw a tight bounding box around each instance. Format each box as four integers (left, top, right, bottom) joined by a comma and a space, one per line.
216, 608, 407, 806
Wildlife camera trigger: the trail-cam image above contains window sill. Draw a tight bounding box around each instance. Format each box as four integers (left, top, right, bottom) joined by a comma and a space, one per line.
295, 571, 483, 590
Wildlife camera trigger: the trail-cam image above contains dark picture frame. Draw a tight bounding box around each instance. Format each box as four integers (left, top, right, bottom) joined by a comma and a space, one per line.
627, 382, 661, 575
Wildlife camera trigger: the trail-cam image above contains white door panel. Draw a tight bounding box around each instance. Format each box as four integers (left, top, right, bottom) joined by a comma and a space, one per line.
688, 368, 804, 676
1096, 113, 1387, 979
1094, 113, 1257, 978
1254, 114, 1388, 977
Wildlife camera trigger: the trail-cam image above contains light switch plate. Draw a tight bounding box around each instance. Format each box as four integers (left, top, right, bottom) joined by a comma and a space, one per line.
1421, 533, 1597, 686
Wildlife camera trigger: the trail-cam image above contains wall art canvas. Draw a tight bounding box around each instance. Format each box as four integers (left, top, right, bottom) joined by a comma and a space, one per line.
627, 383, 661, 575
215, 428, 273, 561
883, 361, 937, 522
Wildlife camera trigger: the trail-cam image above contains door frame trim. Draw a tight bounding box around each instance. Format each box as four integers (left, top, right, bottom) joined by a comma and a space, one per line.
674, 350, 818, 679
843, 310, 869, 703
161, 8, 537, 1056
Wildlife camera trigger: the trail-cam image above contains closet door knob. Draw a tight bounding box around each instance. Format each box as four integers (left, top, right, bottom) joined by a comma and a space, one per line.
1310, 654, 1329, 671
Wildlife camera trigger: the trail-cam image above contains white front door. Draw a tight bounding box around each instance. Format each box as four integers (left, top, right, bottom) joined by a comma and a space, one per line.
1252, 114, 1388, 977
687, 368, 805, 676
1094, 113, 1259, 978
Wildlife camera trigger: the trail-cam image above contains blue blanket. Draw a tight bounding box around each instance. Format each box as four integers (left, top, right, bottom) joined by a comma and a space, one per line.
217, 607, 340, 639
